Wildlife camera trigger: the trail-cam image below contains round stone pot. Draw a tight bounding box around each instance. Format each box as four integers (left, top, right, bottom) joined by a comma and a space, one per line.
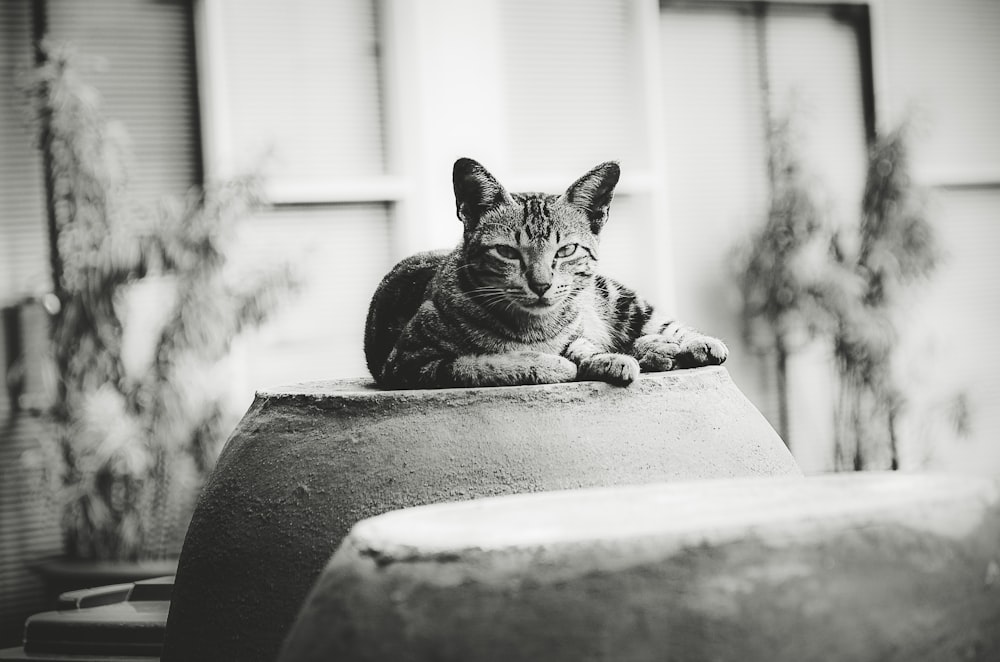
162, 367, 798, 662
278, 473, 1000, 662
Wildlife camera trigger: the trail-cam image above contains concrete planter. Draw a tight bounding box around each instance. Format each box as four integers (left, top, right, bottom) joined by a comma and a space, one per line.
279, 473, 1000, 662
163, 367, 798, 662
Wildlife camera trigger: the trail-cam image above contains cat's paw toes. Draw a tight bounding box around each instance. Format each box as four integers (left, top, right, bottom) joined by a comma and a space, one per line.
632, 335, 680, 372
529, 354, 578, 384
579, 353, 640, 386
676, 336, 728, 368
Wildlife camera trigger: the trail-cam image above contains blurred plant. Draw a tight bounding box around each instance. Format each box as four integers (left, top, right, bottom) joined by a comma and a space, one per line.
827, 125, 938, 470
30, 43, 296, 560
735, 118, 944, 469
734, 116, 833, 446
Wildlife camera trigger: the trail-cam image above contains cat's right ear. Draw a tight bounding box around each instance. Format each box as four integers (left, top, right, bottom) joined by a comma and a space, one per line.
453, 158, 512, 231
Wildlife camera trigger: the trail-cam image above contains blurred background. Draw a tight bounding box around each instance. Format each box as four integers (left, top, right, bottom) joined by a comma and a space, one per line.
1, 0, 998, 646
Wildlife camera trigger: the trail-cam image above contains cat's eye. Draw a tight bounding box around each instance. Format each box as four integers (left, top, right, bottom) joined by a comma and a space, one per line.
492, 245, 521, 260
555, 244, 578, 258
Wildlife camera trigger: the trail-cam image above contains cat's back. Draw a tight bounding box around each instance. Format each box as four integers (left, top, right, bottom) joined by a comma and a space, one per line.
365, 249, 450, 381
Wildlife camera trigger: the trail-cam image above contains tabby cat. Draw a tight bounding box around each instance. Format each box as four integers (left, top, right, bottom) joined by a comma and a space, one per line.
364, 158, 727, 389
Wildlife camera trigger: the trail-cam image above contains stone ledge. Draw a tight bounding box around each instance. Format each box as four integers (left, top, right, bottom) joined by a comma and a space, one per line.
163, 367, 798, 662
280, 473, 1000, 662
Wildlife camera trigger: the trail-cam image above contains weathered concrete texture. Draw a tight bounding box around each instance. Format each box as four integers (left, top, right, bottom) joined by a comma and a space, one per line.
162, 367, 798, 662
280, 473, 1000, 662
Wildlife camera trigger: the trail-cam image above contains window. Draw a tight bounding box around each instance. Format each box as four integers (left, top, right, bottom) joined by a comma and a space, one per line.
878, 0, 1000, 471
47, 0, 202, 204
208, 0, 387, 195
880, 0, 1000, 182
199, 0, 396, 388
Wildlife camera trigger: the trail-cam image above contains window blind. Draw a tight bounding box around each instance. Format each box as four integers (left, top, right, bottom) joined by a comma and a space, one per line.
215, 0, 386, 184
46, 0, 202, 205
765, 5, 868, 227
881, 0, 1000, 175
500, 0, 646, 174
0, 4, 58, 636
0, 0, 49, 303
0, 1, 54, 644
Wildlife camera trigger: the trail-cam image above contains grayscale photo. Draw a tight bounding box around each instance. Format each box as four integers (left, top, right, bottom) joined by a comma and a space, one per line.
1, 1, 998, 660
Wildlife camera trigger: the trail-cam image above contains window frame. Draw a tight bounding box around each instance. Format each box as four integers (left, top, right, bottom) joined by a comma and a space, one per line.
193, 0, 409, 205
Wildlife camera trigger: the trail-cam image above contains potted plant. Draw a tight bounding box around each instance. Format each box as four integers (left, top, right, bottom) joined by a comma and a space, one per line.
27, 43, 295, 597
735, 118, 952, 471
733, 116, 830, 448
826, 125, 939, 470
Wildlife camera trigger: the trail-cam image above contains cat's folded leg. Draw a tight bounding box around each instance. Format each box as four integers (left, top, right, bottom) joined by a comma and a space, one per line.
565, 338, 640, 386
382, 350, 577, 388
445, 352, 578, 387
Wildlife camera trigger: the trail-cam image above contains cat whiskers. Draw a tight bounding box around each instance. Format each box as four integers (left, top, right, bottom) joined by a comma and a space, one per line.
463, 286, 513, 310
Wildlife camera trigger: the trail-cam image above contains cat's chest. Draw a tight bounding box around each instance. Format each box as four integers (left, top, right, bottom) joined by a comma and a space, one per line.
489, 332, 576, 356
472, 307, 609, 355
452, 309, 584, 355
576, 299, 613, 350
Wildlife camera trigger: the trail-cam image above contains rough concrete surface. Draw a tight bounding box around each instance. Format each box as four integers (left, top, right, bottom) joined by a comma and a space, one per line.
162, 367, 798, 662
279, 473, 1000, 662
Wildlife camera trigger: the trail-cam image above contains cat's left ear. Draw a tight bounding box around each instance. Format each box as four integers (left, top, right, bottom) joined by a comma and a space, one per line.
564, 162, 620, 234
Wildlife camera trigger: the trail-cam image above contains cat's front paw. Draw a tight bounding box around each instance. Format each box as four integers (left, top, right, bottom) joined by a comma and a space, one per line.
675, 336, 728, 368
526, 353, 579, 385
579, 353, 640, 386
632, 335, 681, 372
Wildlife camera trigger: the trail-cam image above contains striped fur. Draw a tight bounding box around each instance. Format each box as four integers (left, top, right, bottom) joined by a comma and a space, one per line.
364, 158, 727, 388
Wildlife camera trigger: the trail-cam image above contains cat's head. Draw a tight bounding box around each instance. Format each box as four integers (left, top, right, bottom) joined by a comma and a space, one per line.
452, 157, 620, 319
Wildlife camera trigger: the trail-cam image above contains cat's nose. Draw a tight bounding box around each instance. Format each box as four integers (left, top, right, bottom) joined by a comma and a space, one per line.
528, 280, 552, 297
